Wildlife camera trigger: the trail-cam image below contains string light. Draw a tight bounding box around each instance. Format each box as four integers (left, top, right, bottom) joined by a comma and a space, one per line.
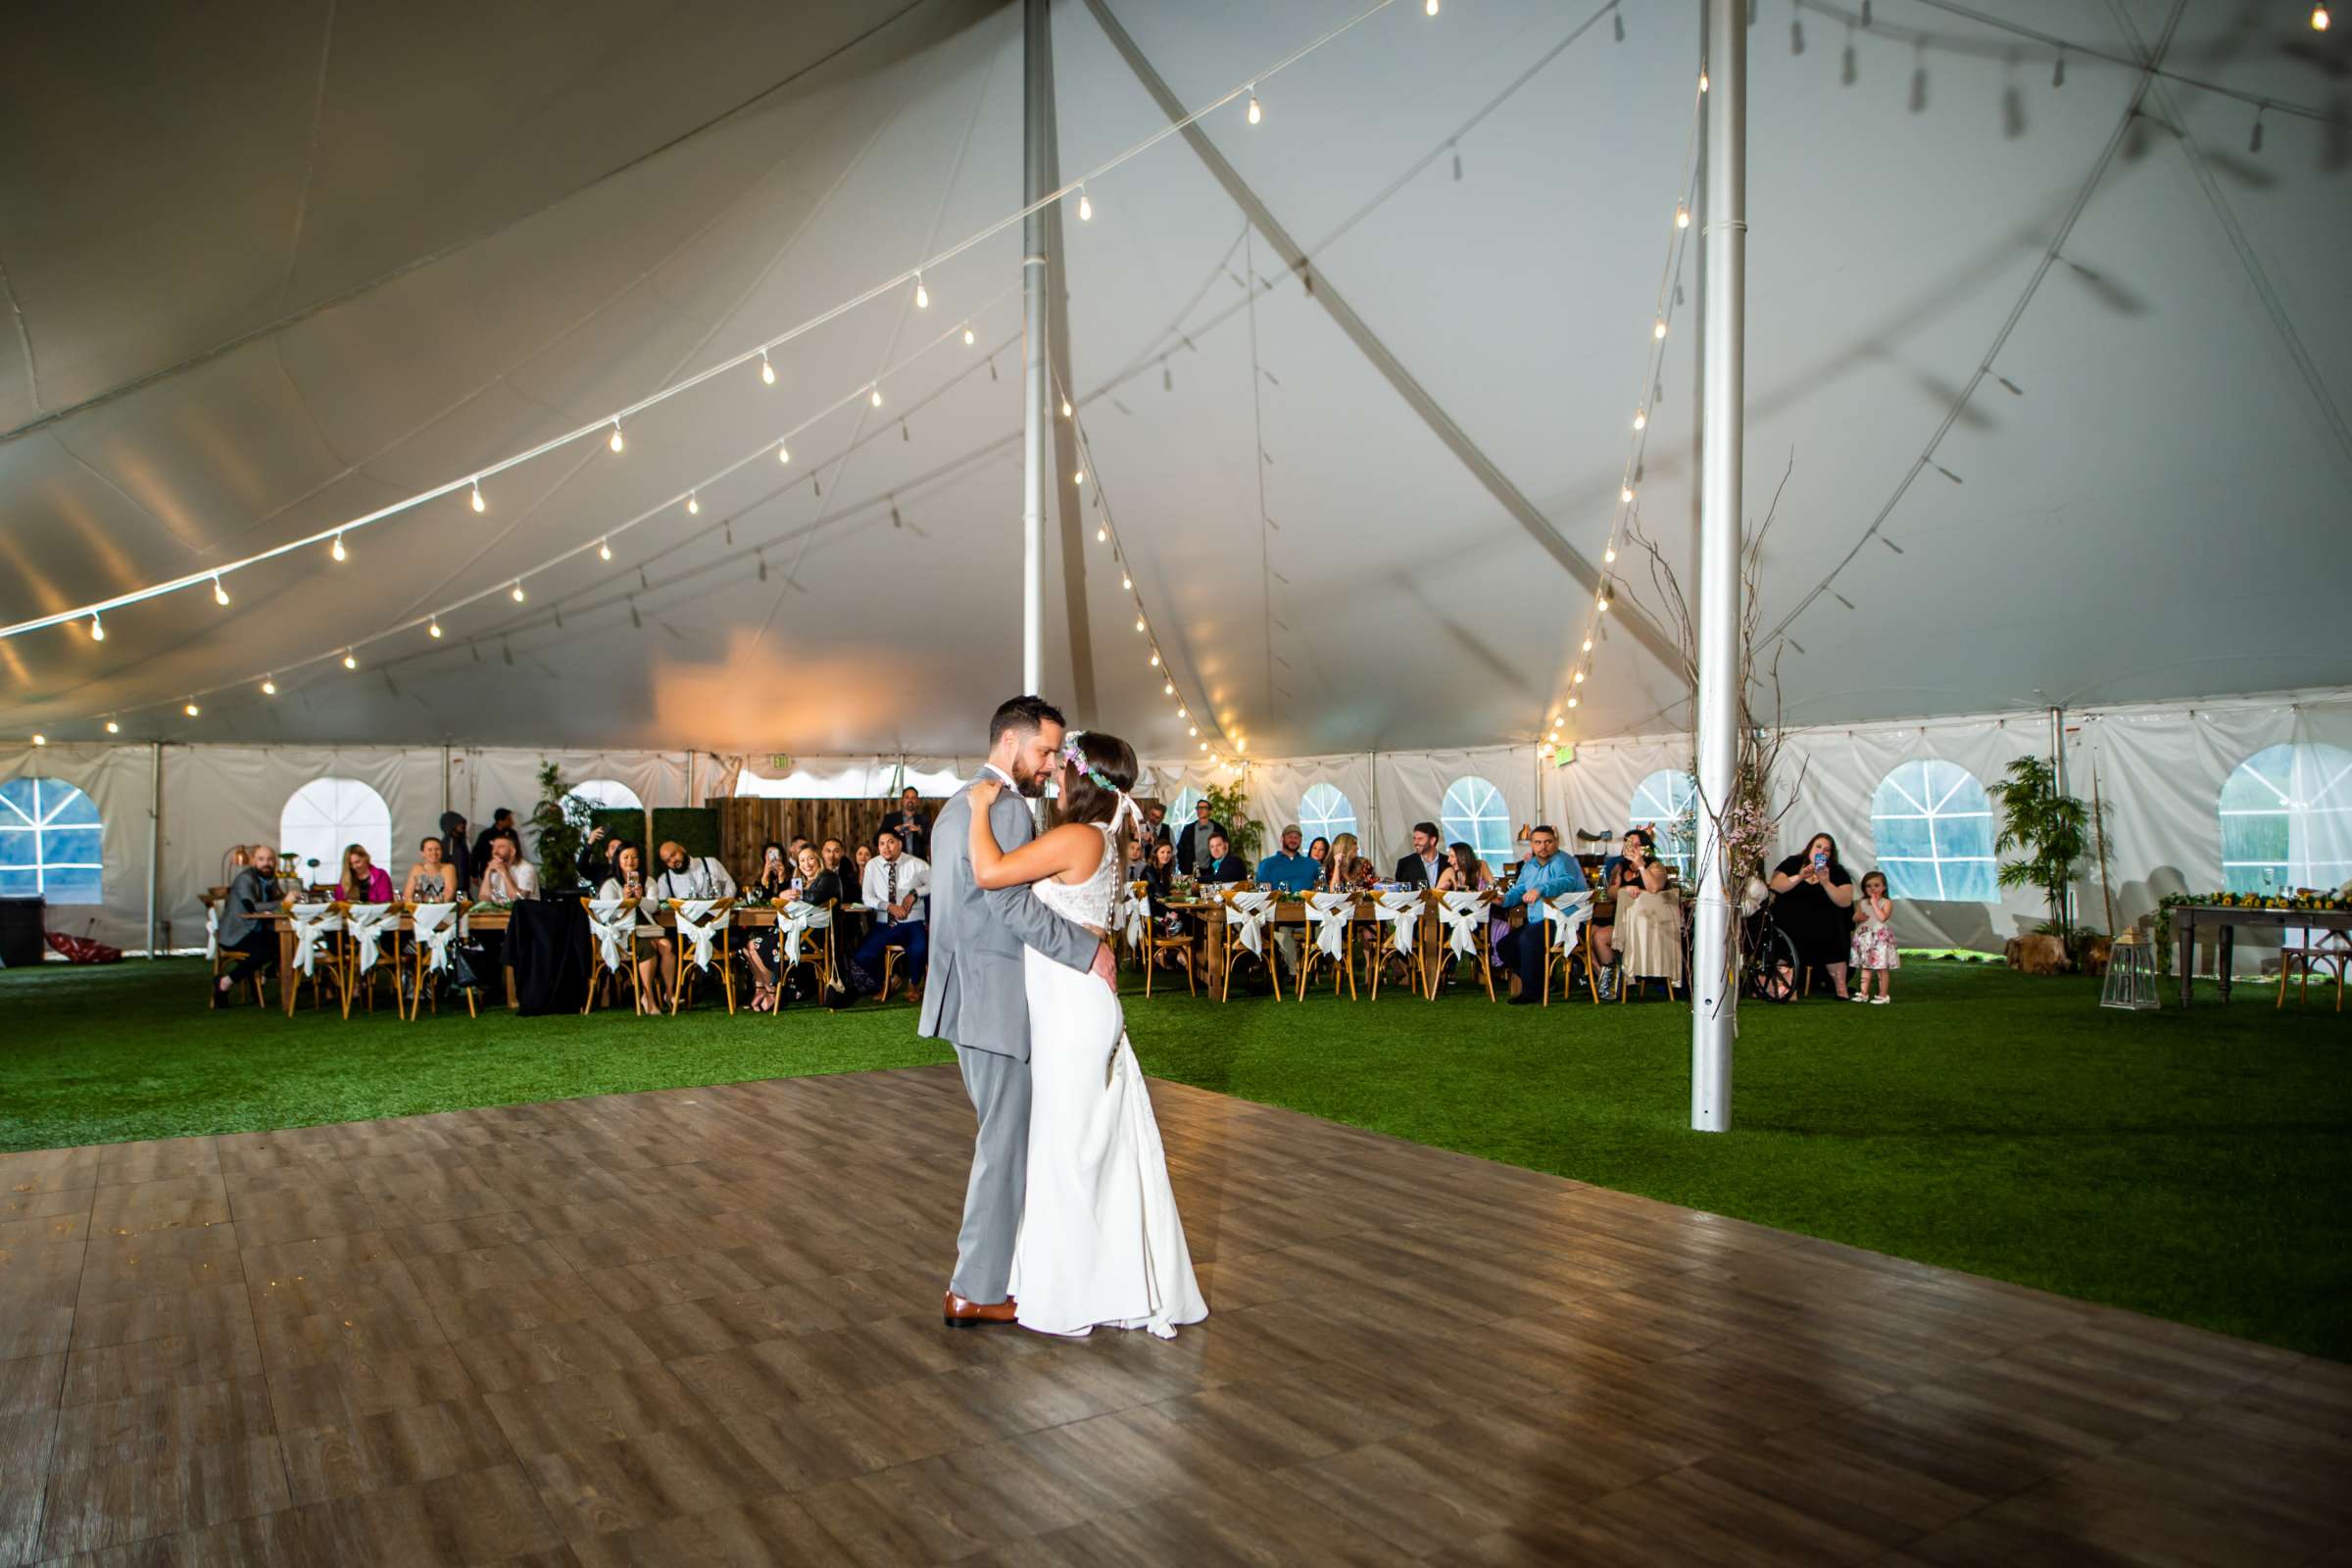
212, 575, 229, 607
914, 273, 930, 310
510, 581, 527, 603
869, 384, 883, 408
1151, 652, 1161, 667
184, 701, 200, 717
2315, 4, 2331, 30
777, 442, 791, 465
1247, 86, 1262, 124
1653, 318, 1667, 341
760, 350, 776, 386
1596, 594, 1610, 612
1164, 681, 1175, 696
608, 421, 624, 454
1567, 695, 1579, 709
1620, 484, 1635, 503
470, 479, 486, 514
89, 613, 105, 642
598, 539, 612, 563
105, 719, 120, 734
962, 322, 975, 346
1073, 467, 1086, 486
1583, 636, 1593, 653
428, 618, 443, 639
1633, 409, 1646, 430
261, 677, 277, 696
30, 733, 44, 747
1076, 185, 1093, 221
1136, 616, 1147, 633
1060, 397, 1072, 418
1097, 524, 1108, 543
1121, 573, 1133, 590
341, 650, 357, 670
330, 533, 347, 563
1426, 0, 1439, 13
1699, 71, 1709, 92
1675, 204, 1690, 229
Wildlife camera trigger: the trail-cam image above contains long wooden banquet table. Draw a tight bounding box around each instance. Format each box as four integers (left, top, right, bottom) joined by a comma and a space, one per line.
2169, 901, 2352, 1007
1161, 889, 1486, 999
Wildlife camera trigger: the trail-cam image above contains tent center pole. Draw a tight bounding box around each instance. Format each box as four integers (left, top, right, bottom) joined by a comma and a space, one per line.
146, 741, 163, 958
1691, 0, 1745, 1134
1020, 0, 1050, 706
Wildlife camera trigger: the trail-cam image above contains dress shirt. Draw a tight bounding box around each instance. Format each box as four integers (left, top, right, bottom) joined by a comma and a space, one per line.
1198, 854, 1250, 886
1510, 850, 1589, 906
479, 860, 538, 901
863, 853, 931, 925
652, 857, 736, 901
884, 808, 930, 859
1255, 851, 1319, 893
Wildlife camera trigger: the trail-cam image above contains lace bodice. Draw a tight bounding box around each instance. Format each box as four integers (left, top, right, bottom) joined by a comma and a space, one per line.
1032, 823, 1121, 929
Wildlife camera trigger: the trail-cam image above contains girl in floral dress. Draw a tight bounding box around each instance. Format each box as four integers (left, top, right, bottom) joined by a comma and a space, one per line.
1850, 870, 1898, 1004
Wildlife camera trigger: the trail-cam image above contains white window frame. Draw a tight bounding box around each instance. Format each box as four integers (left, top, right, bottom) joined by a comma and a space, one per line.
2219, 742, 2352, 893
1298, 782, 1358, 847
1869, 759, 1998, 904
0, 775, 104, 903
1440, 776, 1513, 866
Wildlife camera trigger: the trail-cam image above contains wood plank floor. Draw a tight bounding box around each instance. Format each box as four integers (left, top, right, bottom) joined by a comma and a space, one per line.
0, 1066, 2342, 1567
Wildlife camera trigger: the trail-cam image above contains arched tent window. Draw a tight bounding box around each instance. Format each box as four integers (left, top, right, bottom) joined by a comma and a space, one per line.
2219, 742, 2352, 893
0, 777, 103, 903
1168, 786, 1204, 823
279, 778, 392, 887
1440, 776, 1513, 866
564, 778, 643, 812
1869, 759, 1998, 902
1298, 783, 1357, 845
1628, 769, 1698, 877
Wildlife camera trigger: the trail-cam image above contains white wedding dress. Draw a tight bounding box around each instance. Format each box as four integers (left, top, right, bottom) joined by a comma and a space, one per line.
1007, 822, 1208, 1340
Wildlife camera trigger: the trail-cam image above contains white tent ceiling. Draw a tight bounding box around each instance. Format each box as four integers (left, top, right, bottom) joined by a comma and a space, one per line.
3, 0, 2347, 760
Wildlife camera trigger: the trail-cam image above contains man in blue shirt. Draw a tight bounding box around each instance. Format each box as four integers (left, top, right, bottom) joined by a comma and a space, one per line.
1500, 824, 1588, 1004
1254, 825, 1318, 894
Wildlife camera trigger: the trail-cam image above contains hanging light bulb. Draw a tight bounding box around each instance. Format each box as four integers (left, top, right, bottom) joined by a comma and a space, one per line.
342, 649, 358, 670
686, 492, 700, 515
2314, 4, 2331, 29
599, 538, 613, 563
1189, 725, 1200, 738
1653, 318, 1668, 341
470, 479, 487, 514
1199, 742, 1209, 753
1582, 638, 1593, 655
608, 421, 624, 454
1210, 753, 1224, 766
1567, 695, 1579, 709
1573, 668, 1587, 684
1164, 681, 1175, 696
760, 350, 776, 386
1135, 615, 1147, 633
184, 701, 201, 717
1246, 87, 1262, 125
1426, 0, 1440, 13
1177, 705, 1188, 718
1060, 397, 1072, 418
1096, 524, 1108, 544
31, 733, 45, 747
429, 617, 443, 639
1604, 545, 1617, 564
1236, 738, 1248, 754
1076, 185, 1092, 221
777, 442, 791, 465
1121, 573, 1132, 590
1151, 652, 1161, 667
212, 575, 230, 607
1597, 594, 1611, 612
89, 612, 105, 641
962, 322, 975, 346
1621, 484, 1635, 503
1073, 467, 1086, 486
511, 581, 527, 603
1675, 203, 1690, 229
1634, 408, 1646, 430
330, 533, 348, 563
869, 385, 883, 408
105, 719, 120, 734
914, 272, 929, 310
262, 677, 277, 696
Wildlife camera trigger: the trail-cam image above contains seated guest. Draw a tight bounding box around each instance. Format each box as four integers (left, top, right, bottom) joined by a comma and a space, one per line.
651, 840, 737, 901
1394, 821, 1446, 888
213, 845, 284, 1002
1437, 841, 1493, 893
403, 837, 457, 903
1498, 825, 1589, 1004
1125, 835, 1151, 877
1615, 833, 1684, 995
852, 843, 874, 888
819, 837, 854, 884
1306, 837, 1330, 877
596, 844, 663, 1012
749, 845, 847, 1011
850, 829, 928, 998
477, 831, 537, 901
1770, 831, 1857, 999
1142, 840, 1194, 978
1198, 830, 1250, 885
1347, 856, 1378, 889
883, 788, 931, 860
469, 809, 516, 878
749, 841, 793, 899
1324, 832, 1365, 890
338, 843, 394, 904
1255, 825, 1318, 894
438, 812, 473, 899
577, 824, 622, 886
1177, 800, 1226, 875
1591, 828, 1664, 999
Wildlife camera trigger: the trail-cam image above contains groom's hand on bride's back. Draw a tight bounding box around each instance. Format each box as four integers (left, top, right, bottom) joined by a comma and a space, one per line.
1090, 941, 1117, 991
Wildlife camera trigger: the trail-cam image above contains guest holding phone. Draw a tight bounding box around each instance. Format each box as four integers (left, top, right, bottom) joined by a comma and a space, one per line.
1770, 831, 1858, 999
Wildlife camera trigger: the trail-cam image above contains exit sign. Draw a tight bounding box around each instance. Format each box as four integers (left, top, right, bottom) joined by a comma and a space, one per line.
768, 754, 793, 771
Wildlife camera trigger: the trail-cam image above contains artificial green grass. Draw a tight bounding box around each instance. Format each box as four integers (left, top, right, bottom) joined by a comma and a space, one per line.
5, 956, 2347, 1359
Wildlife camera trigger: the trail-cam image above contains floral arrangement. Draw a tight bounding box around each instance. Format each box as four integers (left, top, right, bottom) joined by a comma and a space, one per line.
2159, 889, 2350, 913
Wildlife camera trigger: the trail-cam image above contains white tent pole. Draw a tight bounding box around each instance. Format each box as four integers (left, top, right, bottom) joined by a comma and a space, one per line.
1690, 0, 1745, 1134
1020, 0, 1051, 703
146, 741, 163, 958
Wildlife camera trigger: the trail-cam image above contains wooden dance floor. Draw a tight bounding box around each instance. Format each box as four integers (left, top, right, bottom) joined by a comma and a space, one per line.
1, 1067, 2341, 1566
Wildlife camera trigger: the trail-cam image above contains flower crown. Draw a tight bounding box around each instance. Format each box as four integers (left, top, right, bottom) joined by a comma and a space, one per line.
1059, 730, 1120, 793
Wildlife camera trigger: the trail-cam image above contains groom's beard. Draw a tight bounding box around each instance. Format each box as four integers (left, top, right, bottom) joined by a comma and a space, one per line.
1008, 760, 1046, 798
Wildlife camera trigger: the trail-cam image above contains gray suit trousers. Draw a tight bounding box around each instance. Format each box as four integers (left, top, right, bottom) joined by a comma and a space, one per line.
951, 1042, 1029, 1303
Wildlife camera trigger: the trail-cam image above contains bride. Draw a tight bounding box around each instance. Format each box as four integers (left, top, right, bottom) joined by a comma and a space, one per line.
966, 730, 1208, 1340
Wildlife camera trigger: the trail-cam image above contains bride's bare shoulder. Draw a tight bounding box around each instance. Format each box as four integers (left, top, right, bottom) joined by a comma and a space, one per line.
1040, 821, 1107, 879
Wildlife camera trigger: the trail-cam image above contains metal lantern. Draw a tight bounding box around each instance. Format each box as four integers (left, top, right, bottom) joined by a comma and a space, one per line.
2101, 927, 2159, 1010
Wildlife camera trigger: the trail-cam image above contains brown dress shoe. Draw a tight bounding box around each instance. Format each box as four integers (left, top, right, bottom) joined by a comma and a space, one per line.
943, 1290, 1017, 1329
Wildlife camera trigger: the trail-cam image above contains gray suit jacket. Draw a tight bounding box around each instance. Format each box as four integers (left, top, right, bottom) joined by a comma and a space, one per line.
917, 772, 1100, 1062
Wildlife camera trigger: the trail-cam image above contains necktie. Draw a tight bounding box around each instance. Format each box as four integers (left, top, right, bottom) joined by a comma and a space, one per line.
886, 859, 899, 921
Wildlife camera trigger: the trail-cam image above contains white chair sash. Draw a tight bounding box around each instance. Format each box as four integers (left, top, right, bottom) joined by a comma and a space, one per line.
344, 904, 399, 974
411, 903, 459, 972
1119, 885, 1150, 949
1374, 891, 1425, 955
586, 898, 639, 973
772, 902, 830, 966
205, 903, 220, 961
287, 903, 342, 978
1543, 891, 1597, 955
1304, 892, 1356, 960
674, 900, 730, 970
1439, 892, 1489, 959
1226, 891, 1277, 958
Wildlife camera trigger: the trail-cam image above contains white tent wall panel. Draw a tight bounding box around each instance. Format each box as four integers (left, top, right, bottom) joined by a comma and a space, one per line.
0, 742, 157, 956
452, 750, 693, 832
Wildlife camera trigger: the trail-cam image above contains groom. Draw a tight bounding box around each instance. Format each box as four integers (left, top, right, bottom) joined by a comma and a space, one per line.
920, 695, 1116, 1327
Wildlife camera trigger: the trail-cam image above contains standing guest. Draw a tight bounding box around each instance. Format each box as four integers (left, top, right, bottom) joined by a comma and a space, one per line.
439, 812, 473, 898
749, 841, 793, 899
652, 840, 736, 901
597, 844, 664, 1013
852, 828, 929, 998
1850, 870, 1898, 1004
469, 809, 516, 878
477, 832, 537, 901
1770, 832, 1857, 999
338, 844, 394, 904
403, 837, 456, 903
1177, 799, 1226, 875
883, 788, 931, 860
214, 845, 285, 1002
1498, 825, 1588, 1004
1198, 830, 1250, 885
1394, 822, 1446, 888
1140, 801, 1173, 849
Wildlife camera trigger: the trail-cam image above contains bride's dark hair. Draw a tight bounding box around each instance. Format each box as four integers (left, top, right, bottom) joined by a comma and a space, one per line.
1057, 731, 1139, 831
